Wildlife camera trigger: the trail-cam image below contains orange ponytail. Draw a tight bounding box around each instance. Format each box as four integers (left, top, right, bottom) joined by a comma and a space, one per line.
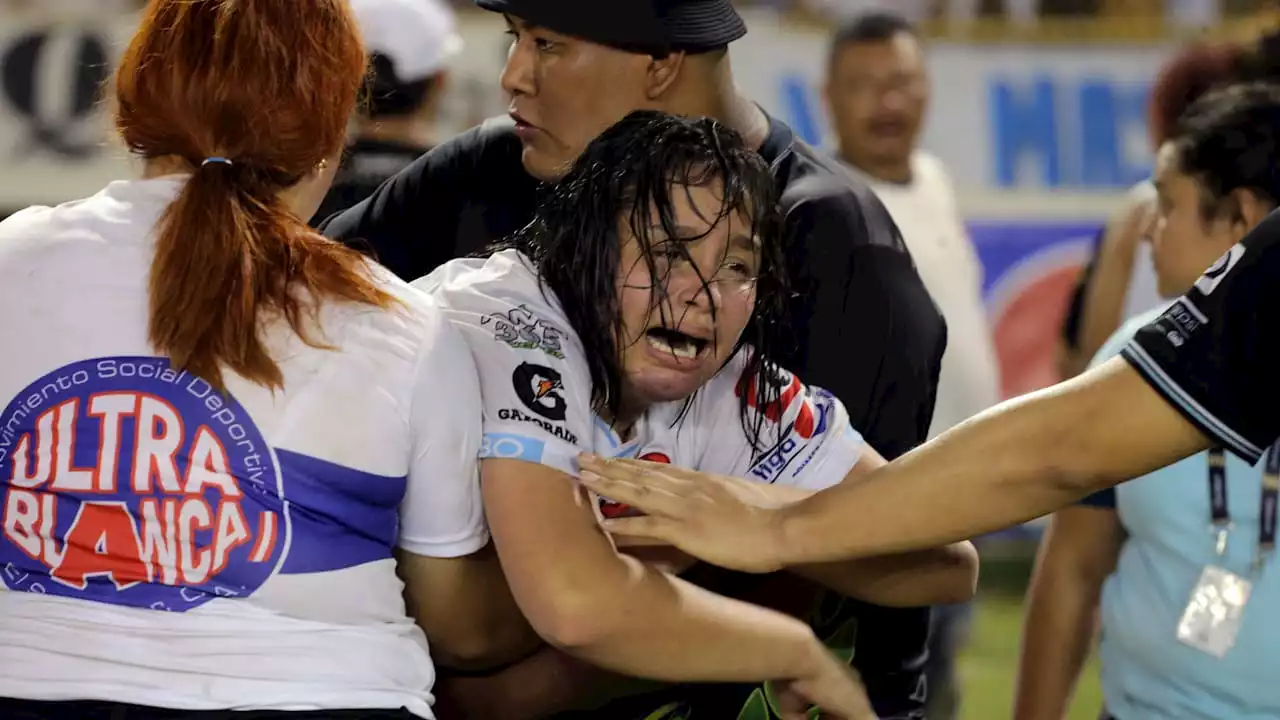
114, 0, 392, 390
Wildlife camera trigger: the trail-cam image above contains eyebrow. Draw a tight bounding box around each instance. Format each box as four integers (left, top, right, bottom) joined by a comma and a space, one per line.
656, 224, 761, 251
729, 233, 761, 254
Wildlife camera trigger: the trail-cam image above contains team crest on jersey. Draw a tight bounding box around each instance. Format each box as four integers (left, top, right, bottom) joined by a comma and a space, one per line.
1195, 243, 1245, 297
0, 357, 286, 612
483, 304, 566, 359
736, 367, 834, 483
735, 367, 829, 441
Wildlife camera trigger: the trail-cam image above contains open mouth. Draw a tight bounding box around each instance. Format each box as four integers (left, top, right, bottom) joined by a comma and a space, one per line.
646, 327, 708, 360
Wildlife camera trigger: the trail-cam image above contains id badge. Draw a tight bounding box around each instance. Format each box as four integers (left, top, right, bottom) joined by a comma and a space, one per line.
1176, 565, 1252, 658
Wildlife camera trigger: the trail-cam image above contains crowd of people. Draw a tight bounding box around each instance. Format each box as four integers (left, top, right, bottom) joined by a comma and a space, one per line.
3, 1, 1280, 720
1, 0, 1269, 25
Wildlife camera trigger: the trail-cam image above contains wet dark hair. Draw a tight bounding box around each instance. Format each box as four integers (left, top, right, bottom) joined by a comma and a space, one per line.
1170, 82, 1280, 222
502, 110, 790, 452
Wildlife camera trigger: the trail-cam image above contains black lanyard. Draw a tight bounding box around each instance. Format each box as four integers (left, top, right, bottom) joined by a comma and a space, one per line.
1207, 445, 1280, 569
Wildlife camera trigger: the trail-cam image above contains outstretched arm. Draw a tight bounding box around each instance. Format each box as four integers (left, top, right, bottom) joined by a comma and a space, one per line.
581, 358, 1209, 570
771, 358, 1207, 564
742, 450, 979, 606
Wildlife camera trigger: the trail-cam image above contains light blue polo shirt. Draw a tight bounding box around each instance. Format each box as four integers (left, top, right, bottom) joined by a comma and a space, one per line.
1083, 307, 1280, 719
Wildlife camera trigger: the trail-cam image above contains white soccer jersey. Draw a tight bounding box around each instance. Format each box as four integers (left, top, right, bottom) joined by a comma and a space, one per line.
415, 249, 868, 513
0, 177, 487, 717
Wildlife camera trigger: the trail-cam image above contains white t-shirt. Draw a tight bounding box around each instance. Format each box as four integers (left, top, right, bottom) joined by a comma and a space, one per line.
0, 178, 487, 717
414, 249, 867, 513
845, 151, 1001, 438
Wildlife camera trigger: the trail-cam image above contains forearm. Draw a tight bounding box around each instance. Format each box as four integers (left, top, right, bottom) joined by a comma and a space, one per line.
1014, 568, 1102, 719
790, 542, 979, 606
1074, 240, 1137, 373
564, 558, 822, 683
772, 361, 1209, 565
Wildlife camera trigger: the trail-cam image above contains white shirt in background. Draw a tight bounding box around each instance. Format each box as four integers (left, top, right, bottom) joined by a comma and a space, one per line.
844, 150, 1001, 438
0, 177, 487, 717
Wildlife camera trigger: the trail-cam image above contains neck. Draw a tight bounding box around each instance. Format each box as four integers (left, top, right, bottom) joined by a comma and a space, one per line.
140, 155, 313, 217
839, 148, 913, 185
355, 114, 435, 149
598, 396, 647, 442
665, 54, 771, 152
142, 155, 191, 179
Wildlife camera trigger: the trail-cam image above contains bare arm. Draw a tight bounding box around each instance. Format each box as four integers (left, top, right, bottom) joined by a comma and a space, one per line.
1059, 194, 1152, 379
580, 358, 1209, 571
1014, 505, 1124, 720
615, 450, 978, 606
481, 457, 830, 682
774, 358, 1207, 564
397, 544, 542, 672
786, 449, 978, 606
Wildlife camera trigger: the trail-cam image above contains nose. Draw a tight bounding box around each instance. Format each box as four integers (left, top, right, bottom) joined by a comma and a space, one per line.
669, 263, 723, 313
878, 85, 913, 115
500, 36, 536, 99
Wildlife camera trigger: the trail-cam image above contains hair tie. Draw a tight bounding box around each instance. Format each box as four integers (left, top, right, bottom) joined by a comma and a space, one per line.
201, 157, 233, 167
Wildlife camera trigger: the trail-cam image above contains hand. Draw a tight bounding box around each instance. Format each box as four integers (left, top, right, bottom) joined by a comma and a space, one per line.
782, 643, 878, 720
578, 454, 790, 574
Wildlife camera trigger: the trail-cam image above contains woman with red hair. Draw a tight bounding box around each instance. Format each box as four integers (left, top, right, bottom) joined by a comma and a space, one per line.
0, 1, 536, 717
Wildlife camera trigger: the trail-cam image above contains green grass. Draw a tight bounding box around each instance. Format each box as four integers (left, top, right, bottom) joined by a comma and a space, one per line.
957, 548, 1103, 720
958, 592, 1103, 720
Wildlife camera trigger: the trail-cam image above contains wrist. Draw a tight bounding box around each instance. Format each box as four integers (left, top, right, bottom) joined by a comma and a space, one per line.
768, 502, 805, 570
792, 629, 834, 680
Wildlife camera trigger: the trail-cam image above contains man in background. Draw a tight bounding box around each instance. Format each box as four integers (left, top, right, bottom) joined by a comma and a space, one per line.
311, 0, 462, 223
824, 12, 1001, 720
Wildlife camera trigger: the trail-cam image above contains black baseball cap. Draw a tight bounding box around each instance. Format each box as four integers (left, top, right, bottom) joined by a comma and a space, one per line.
475, 0, 747, 54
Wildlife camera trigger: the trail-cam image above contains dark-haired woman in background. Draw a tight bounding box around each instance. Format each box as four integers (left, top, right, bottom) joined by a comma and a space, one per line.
0, 1, 535, 717
311, 0, 462, 224
1016, 83, 1280, 720
417, 110, 977, 719
1056, 41, 1245, 380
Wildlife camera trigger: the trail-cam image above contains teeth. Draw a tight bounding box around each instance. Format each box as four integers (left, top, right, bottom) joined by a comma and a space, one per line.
648, 335, 698, 359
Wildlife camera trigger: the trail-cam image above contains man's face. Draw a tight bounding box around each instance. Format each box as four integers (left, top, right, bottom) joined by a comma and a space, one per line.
824, 32, 928, 174
501, 16, 657, 181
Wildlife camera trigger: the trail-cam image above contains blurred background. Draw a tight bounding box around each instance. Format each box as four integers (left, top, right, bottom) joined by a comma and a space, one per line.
3, 1, 1278, 718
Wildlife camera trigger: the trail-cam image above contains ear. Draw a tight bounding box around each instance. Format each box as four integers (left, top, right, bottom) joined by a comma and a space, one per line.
645, 51, 685, 100
1230, 187, 1274, 232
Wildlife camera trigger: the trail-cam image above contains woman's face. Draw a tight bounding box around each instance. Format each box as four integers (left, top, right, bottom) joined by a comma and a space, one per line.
616, 180, 760, 412
1150, 141, 1257, 297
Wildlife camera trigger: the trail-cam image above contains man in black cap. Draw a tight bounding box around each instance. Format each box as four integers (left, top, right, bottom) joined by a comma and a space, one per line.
321, 2, 946, 718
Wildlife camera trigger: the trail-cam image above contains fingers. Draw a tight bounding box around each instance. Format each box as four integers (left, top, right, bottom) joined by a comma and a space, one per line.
579, 469, 689, 519
594, 515, 678, 545
789, 677, 876, 720
773, 685, 809, 715
579, 454, 682, 481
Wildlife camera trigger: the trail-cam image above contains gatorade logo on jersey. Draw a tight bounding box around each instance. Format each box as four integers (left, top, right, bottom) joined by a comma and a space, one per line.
0, 357, 286, 612
597, 451, 669, 519
513, 362, 567, 421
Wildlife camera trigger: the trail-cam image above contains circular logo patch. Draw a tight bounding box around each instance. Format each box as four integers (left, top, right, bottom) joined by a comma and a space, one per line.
512, 362, 567, 421
0, 357, 286, 611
